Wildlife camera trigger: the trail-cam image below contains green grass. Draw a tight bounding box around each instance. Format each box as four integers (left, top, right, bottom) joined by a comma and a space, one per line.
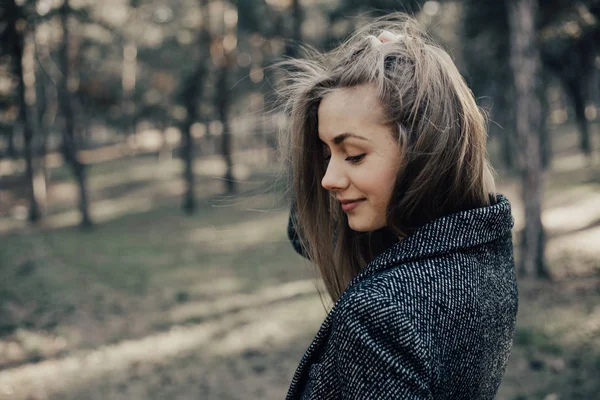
514, 326, 564, 356
0, 151, 299, 341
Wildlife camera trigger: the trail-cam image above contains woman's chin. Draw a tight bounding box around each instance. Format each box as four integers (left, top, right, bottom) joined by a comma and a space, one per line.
348, 215, 386, 233
347, 217, 377, 233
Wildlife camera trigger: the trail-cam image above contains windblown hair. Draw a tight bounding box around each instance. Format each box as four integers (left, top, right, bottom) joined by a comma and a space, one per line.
277, 13, 496, 302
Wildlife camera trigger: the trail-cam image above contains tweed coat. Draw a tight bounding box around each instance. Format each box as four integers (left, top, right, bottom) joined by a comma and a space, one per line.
285, 194, 518, 399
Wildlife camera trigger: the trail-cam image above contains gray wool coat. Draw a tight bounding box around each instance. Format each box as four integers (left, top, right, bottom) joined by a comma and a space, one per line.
285, 194, 518, 399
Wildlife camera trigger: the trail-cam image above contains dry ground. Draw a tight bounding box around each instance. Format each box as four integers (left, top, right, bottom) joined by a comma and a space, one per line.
0, 126, 599, 400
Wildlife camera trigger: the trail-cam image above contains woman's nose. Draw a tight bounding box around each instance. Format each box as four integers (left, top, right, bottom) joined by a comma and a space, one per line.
321, 159, 349, 192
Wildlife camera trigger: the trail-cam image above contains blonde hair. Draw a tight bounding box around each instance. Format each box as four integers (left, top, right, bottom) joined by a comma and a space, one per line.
277, 13, 496, 301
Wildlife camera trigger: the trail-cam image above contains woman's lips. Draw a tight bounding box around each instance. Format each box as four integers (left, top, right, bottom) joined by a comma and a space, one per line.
341, 199, 365, 212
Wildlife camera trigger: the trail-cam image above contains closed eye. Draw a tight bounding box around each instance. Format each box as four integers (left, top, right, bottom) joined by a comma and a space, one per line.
346, 154, 366, 164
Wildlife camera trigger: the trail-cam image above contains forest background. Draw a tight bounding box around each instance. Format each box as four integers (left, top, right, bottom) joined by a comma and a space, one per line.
0, 0, 599, 399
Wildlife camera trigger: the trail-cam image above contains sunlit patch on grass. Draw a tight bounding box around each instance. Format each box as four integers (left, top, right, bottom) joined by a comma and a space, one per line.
547, 226, 600, 278
543, 194, 600, 233
0, 290, 324, 400
187, 212, 288, 252
165, 279, 318, 326
552, 152, 594, 172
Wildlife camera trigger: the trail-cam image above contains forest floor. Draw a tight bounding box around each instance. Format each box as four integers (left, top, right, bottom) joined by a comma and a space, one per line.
0, 126, 599, 400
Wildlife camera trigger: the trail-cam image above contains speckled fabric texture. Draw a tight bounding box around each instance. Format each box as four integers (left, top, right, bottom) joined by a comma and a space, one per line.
285, 194, 518, 399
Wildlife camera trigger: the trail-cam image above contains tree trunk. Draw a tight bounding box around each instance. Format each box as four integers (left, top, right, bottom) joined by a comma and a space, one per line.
28, 27, 49, 214
180, 0, 211, 214
181, 116, 195, 214
540, 70, 552, 169
507, 0, 550, 278
7, 128, 17, 159
566, 79, 592, 160
284, 0, 303, 58
217, 61, 235, 194
122, 41, 138, 146
11, 4, 40, 222
216, 5, 236, 195
181, 91, 199, 213
496, 85, 516, 171
37, 41, 60, 189
60, 0, 92, 228
17, 60, 40, 223
260, 40, 278, 163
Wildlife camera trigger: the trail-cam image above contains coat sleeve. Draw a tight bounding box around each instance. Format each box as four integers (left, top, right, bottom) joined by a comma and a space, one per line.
333, 295, 433, 399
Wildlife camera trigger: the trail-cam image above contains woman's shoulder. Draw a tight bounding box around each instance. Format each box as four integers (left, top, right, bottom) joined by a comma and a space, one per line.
331, 281, 427, 352
337, 250, 517, 325
345, 253, 480, 298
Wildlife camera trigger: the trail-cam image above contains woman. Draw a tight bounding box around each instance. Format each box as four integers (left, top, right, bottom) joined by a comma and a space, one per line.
279, 14, 518, 400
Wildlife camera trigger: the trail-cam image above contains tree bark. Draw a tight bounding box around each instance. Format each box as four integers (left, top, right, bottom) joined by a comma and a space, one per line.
181, 77, 200, 213
542, 36, 594, 164
122, 41, 138, 146
566, 79, 591, 160
495, 84, 516, 171
7, 127, 17, 159
284, 0, 303, 58
181, 117, 196, 214
15, 27, 40, 222
60, 0, 92, 228
217, 60, 235, 194
180, 0, 211, 214
216, 5, 236, 195
507, 0, 550, 278
540, 69, 552, 169
8, 0, 40, 222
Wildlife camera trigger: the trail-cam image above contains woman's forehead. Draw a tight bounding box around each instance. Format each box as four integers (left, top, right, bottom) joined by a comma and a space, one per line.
318, 85, 385, 126
317, 85, 393, 144
321, 84, 380, 109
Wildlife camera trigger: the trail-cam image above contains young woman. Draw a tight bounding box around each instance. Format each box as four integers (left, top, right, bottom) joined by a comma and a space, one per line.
279, 14, 518, 400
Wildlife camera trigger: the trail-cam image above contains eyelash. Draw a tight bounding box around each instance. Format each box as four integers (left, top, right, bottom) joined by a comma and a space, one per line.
346, 154, 366, 164
324, 153, 366, 164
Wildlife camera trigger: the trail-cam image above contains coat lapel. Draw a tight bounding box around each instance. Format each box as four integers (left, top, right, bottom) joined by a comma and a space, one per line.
285, 298, 337, 399
348, 194, 513, 289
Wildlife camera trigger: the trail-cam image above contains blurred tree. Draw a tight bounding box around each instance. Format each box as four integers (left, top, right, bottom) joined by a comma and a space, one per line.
462, 0, 518, 170
508, 0, 550, 278
466, 0, 600, 169
284, 0, 303, 58
214, 1, 238, 194
58, 0, 92, 228
0, 80, 18, 160
122, 0, 141, 144
463, 0, 553, 170
238, 0, 289, 153
1, 0, 41, 222
73, 13, 124, 133
179, 0, 212, 214
35, 25, 60, 192
539, 0, 600, 163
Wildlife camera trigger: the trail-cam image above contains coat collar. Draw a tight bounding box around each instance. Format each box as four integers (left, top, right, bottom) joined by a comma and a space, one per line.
348, 193, 513, 289
286, 194, 513, 399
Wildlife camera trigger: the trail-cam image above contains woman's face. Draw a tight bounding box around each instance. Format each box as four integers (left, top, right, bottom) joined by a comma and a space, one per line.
318, 84, 402, 232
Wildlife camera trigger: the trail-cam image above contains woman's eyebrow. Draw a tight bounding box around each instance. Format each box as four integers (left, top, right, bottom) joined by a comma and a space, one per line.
320, 132, 369, 145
